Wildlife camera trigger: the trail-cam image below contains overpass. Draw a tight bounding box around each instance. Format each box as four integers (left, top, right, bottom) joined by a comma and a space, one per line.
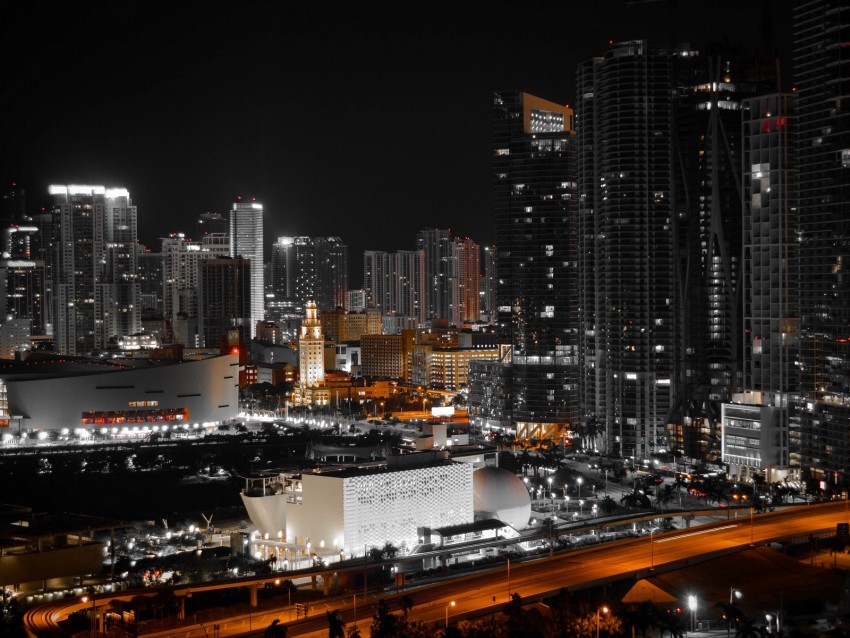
24, 501, 846, 637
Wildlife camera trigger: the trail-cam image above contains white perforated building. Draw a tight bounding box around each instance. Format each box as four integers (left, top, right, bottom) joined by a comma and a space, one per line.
241, 454, 474, 557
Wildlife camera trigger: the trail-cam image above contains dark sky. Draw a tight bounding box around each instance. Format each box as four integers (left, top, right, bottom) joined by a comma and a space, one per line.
3, 1, 792, 285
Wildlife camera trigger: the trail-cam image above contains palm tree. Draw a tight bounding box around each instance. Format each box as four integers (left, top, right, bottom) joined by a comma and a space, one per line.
326, 609, 345, 638
599, 495, 618, 514
654, 484, 677, 511
621, 490, 651, 510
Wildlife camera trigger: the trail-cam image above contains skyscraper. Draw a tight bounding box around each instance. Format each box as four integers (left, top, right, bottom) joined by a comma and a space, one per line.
416, 228, 451, 324
51, 185, 140, 356
673, 50, 776, 448
230, 196, 264, 338
493, 91, 579, 440
741, 94, 798, 401
793, 0, 850, 483
363, 249, 425, 323
196, 211, 228, 239
198, 257, 252, 349
272, 236, 348, 312
577, 43, 676, 458
721, 92, 798, 483
449, 237, 480, 328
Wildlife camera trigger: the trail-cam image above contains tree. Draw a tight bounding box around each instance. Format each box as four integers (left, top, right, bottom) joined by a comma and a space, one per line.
620, 490, 651, 510
327, 609, 345, 638
265, 618, 287, 638
382, 542, 399, 560
370, 599, 400, 638
654, 484, 677, 511
598, 495, 618, 515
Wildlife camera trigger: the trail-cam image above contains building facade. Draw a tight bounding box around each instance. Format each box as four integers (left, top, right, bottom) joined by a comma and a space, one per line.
51, 185, 141, 356
416, 228, 451, 324
577, 44, 676, 458
793, 0, 850, 484
494, 91, 579, 442
298, 301, 325, 389
198, 258, 252, 349
230, 197, 264, 338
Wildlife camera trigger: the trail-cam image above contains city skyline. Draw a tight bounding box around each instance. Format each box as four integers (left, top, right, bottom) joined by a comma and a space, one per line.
3, 2, 792, 266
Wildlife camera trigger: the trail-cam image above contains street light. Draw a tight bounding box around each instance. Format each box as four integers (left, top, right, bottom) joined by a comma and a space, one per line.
687, 595, 697, 632
445, 600, 456, 627
81, 595, 95, 638
577, 477, 584, 500
596, 605, 609, 638
579, 499, 585, 517
765, 611, 781, 635
727, 588, 742, 638
649, 527, 655, 571
547, 477, 554, 517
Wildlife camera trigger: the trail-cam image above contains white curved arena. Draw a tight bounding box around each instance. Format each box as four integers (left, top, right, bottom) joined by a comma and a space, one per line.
472, 466, 531, 530
0, 353, 239, 432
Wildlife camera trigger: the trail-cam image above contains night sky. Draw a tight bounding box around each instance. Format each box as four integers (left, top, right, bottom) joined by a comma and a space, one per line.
3, 1, 791, 284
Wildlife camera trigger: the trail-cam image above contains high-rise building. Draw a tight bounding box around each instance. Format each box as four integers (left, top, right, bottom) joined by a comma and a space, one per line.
102, 188, 141, 341
449, 237, 481, 328
494, 91, 579, 441
416, 228, 451, 324
741, 94, 798, 401
196, 211, 228, 239
364, 249, 426, 324
577, 44, 676, 458
348, 289, 367, 312
0, 182, 25, 226
721, 92, 798, 483
793, 0, 850, 483
198, 257, 252, 349
50, 185, 140, 356
230, 197, 264, 338
480, 245, 497, 323
271, 236, 348, 312
672, 50, 777, 450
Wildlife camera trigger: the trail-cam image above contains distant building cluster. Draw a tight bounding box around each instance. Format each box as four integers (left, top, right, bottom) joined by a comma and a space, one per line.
471, 2, 850, 492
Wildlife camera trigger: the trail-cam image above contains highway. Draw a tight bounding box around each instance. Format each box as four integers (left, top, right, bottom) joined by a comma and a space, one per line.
24, 501, 847, 638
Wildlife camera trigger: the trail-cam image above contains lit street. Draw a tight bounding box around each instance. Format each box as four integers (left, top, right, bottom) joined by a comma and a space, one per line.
24, 501, 850, 637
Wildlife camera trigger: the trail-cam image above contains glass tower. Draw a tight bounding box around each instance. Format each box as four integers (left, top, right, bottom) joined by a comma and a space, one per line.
494, 91, 579, 439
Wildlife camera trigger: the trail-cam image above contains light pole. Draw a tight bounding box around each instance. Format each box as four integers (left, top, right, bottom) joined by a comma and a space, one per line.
765, 610, 781, 635
445, 600, 455, 627
649, 527, 655, 572
565, 495, 570, 513
579, 499, 585, 517
547, 477, 554, 517
506, 557, 511, 601
687, 595, 697, 632
728, 588, 742, 638
750, 506, 755, 545
596, 605, 609, 638
81, 595, 95, 638
577, 477, 584, 501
